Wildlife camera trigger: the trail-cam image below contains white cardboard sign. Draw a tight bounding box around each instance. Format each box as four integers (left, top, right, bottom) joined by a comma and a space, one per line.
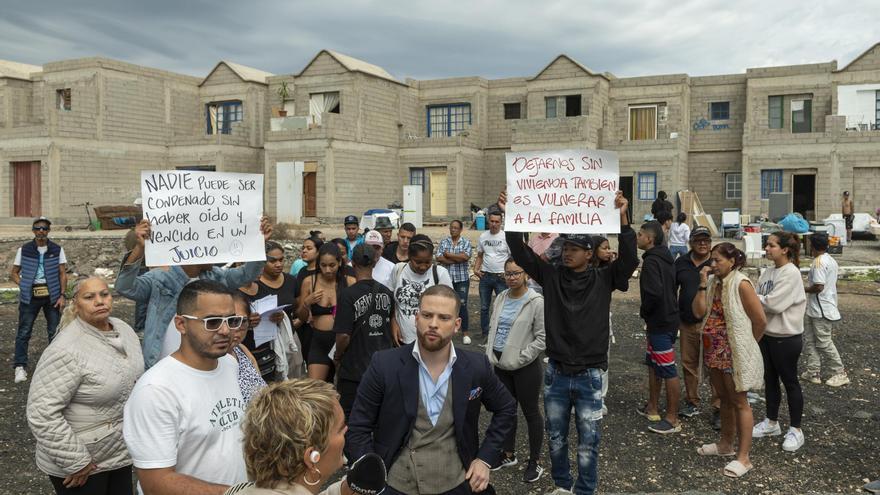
504, 149, 620, 234
141, 170, 265, 266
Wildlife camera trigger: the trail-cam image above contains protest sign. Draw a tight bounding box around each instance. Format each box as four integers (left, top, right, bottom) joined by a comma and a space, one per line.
504, 149, 620, 234
141, 170, 265, 266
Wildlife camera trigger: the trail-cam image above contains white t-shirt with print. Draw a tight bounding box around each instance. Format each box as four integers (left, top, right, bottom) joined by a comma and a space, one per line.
391, 263, 453, 344
806, 252, 840, 320
123, 354, 247, 494
373, 256, 395, 291
477, 231, 510, 274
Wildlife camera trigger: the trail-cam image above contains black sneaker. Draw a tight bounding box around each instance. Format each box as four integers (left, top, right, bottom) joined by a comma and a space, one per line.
711, 408, 721, 430
491, 452, 517, 471
679, 402, 700, 418
522, 460, 543, 483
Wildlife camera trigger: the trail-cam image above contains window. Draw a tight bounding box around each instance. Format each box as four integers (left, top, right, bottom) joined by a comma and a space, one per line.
545, 95, 581, 118
710, 101, 730, 120
503, 103, 521, 120
565, 95, 582, 117
56, 89, 71, 111
545, 97, 558, 118
876, 90, 880, 127
761, 169, 783, 199
629, 105, 658, 140
206, 101, 243, 134
638, 172, 657, 201
409, 168, 425, 192
725, 173, 742, 200
768, 96, 783, 129
791, 99, 812, 133
427, 104, 471, 137
309, 92, 340, 125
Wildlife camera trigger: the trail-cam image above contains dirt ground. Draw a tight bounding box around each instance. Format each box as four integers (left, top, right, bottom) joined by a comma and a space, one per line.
1, 280, 878, 495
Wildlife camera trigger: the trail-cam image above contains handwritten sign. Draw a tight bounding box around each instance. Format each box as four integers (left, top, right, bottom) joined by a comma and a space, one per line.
505, 149, 620, 234
141, 170, 265, 266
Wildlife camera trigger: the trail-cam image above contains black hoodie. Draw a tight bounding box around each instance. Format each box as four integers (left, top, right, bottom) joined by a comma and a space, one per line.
506, 227, 638, 373
639, 245, 679, 334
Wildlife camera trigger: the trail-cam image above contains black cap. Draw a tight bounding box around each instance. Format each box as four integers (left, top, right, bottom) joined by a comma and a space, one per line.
562, 234, 593, 250
810, 233, 829, 251
344, 215, 359, 226
690, 226, 711, 239
374, 216, 393, 229
843, 191, 850, 196
32, 216, 51, 227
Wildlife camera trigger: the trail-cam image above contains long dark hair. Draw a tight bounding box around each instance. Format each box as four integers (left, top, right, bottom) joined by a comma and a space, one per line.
769, 232, 800, 268
711, 242, 747, 271
316, 242, 349, 290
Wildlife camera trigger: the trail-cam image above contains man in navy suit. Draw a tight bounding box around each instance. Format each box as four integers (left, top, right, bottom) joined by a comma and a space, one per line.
347, 284, 516, 494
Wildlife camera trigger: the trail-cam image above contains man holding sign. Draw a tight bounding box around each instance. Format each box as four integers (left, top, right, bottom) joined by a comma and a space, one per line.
117, 170, 273, 368
499, 150, 638, 495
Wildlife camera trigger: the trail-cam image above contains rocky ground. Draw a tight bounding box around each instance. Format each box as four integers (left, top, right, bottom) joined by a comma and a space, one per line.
1, 283, 877, 494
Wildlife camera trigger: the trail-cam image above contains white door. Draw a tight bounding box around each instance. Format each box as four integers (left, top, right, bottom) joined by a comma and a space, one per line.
276, 161, 304, 223
403, 185, 423, 229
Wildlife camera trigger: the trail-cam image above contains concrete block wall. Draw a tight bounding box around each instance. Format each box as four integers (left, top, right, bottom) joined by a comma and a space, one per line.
103, 74, 167, 144
356, 75, 409, 148
843, 44, 880, 72
607, 76, 688, 145
485, 78, 527, 147
689, 75, 747, 151
48, 71, 99, 140
686, 151, 742, 220
262, 147, 328, 220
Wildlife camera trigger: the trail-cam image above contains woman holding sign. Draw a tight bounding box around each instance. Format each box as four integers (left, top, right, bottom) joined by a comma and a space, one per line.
298, 243, 355, 382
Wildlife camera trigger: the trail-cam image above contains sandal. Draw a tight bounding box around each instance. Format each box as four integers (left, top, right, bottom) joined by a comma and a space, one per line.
697, 443, 736, 456
636, 405, 661, 422
723, 460, 753, 478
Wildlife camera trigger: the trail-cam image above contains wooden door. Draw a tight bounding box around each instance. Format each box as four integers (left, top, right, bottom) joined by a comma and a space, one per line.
13, 161, 41, 217
303, 172, 316, 217
429, 170, 447, 217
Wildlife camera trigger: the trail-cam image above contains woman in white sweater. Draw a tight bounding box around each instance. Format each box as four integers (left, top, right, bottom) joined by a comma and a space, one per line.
27, 277, 143, 494
692, 243, 766, 478
753, 232, 807, 452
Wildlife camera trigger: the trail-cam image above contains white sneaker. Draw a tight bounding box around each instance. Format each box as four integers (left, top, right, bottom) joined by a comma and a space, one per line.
752, 418, 782, 437
462, 335, 472, 345
800, 370, 821, 384
782, 427, 805, 452
825, 373, 850, 387
14, 366, 27, 384
547, 488, 574, 495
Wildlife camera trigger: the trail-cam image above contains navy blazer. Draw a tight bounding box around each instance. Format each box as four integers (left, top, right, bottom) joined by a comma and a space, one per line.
346, 343, 516, 471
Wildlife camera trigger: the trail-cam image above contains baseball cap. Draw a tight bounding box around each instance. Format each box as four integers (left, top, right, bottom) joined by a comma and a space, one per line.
843, 191, 850, 196
364, 230, 384, 247
690, 226, 711, 240
561, 234, 593, 250
374, 216, 393, 229
32, 216, 52, 227
344, 215, 359, 226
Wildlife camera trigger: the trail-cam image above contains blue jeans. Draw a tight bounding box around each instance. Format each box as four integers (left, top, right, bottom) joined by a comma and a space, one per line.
544, 360, 604, 495
479, 273, 507, 336
452, 280, 470, 332
14, 297, 60, 369
669, 245, 688, 260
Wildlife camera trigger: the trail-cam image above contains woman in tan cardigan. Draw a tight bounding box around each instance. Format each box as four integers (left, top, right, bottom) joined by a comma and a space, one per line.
692, 243, 766, 479
27, 277, 143, 494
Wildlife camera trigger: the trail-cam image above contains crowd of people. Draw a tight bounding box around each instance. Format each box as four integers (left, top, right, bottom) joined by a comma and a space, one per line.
10, 186, 855, 494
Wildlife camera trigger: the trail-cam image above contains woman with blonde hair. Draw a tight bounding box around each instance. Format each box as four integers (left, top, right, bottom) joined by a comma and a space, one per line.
692, 243, 766, 478
27, 277, 143, 494
225, 379, 385, 495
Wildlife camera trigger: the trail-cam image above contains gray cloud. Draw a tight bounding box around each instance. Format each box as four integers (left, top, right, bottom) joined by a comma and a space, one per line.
0, 0, 876, 81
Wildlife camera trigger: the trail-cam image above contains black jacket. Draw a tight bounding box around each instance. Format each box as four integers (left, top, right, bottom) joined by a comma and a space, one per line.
506, 227, 638, 373
639, 246, 679, 333
346, 344, 516, 471
675, 251, 712, 324
651, 198, 673, 218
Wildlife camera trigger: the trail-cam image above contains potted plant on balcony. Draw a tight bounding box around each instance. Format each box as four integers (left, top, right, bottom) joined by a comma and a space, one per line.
277, 81, 290, 117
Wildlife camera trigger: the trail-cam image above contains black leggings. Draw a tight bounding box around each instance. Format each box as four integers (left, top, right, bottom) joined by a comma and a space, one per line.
493, 356, 544, 462
49, 465, 132, 495
760, 334, 804, 428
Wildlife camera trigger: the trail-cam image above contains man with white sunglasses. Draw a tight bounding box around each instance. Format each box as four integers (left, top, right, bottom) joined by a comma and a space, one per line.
124, 280, 248, 495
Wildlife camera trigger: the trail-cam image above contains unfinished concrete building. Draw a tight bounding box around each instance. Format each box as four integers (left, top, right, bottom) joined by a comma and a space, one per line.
3, 43, 880, 225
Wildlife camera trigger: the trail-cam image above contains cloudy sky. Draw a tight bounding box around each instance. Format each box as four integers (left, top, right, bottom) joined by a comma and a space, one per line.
0, 0, 876, 80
